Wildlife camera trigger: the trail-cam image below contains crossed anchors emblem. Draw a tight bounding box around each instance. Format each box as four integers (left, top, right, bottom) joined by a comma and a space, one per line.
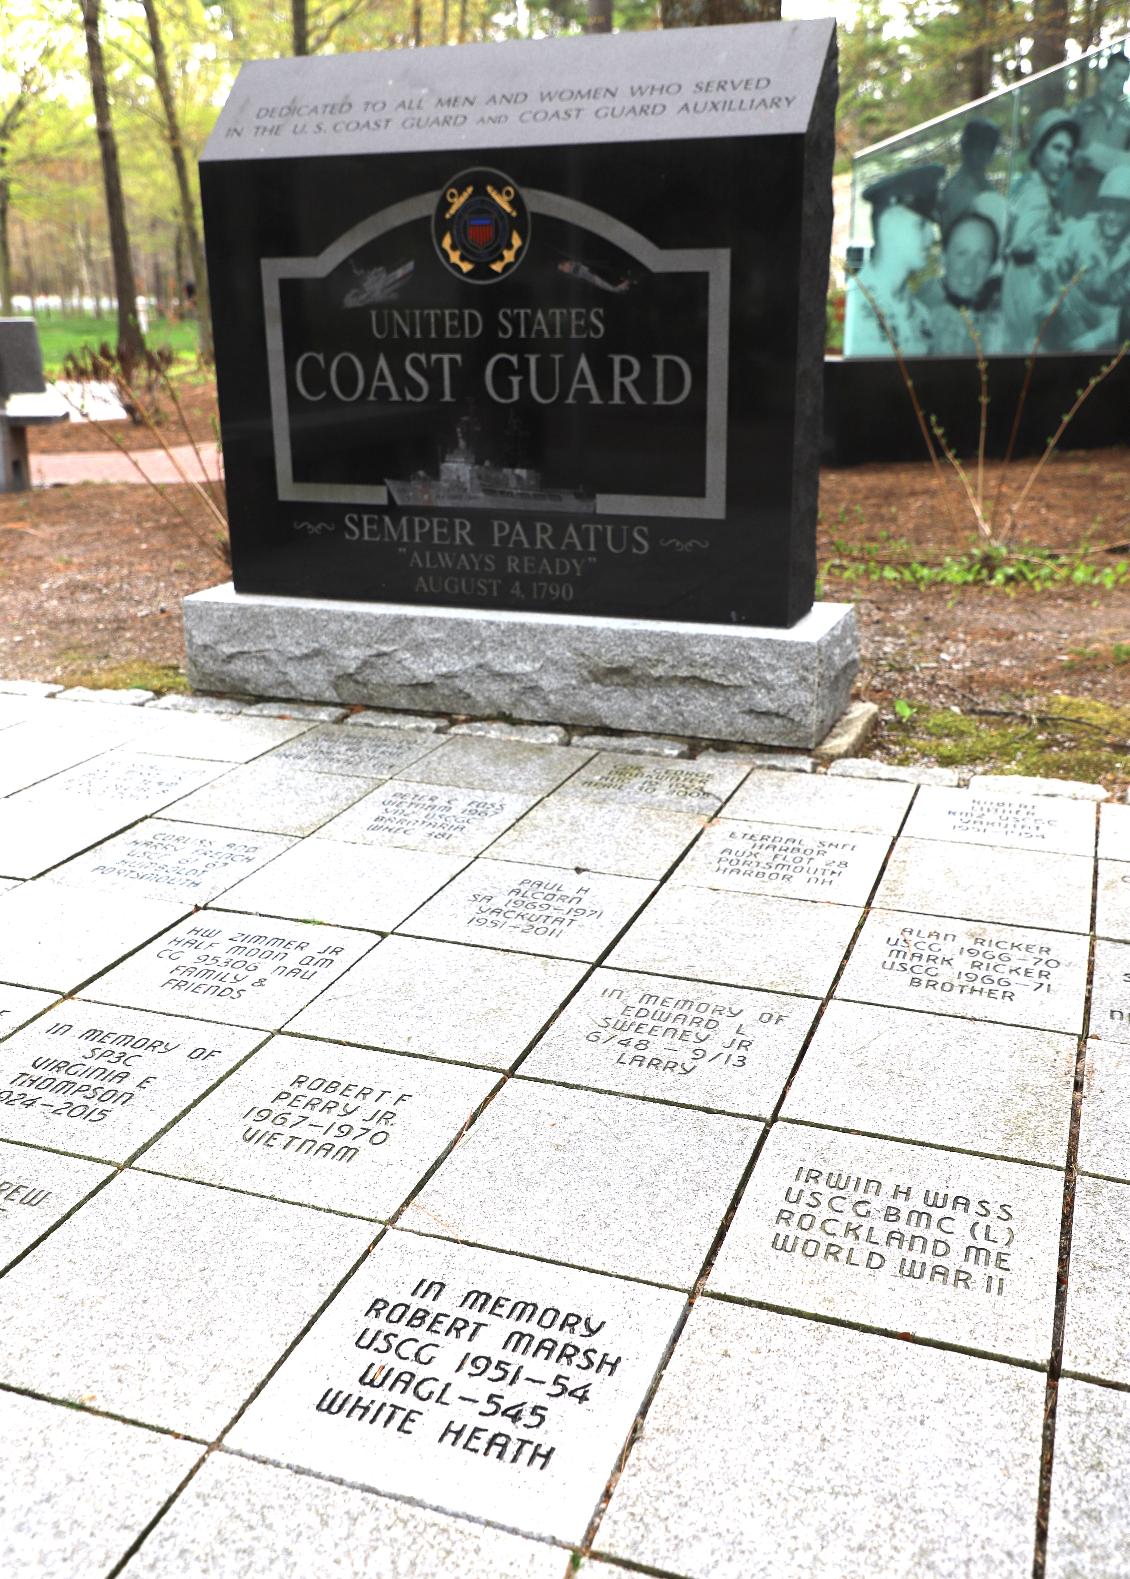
433, 169, 529, 283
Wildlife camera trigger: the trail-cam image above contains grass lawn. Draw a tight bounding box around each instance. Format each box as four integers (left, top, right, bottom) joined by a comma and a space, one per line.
27, 313, 204, 373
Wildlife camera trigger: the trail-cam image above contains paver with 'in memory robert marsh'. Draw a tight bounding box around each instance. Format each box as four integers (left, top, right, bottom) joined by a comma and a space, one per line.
836, 910, 1090, 1034
707, 1123, 1063, 1364
226, 1229, 685, 1544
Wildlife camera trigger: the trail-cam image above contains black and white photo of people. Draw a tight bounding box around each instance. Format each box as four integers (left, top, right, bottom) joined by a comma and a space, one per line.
846, 48, 1130, 358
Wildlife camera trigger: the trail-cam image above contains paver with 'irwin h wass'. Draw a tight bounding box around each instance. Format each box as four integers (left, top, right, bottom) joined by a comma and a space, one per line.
706, 1122, 1063, 1364
521, 968, 817, 1118
83, 911, 377, 1029
0, 1000, 265, 1162
286, 935, 585, 1069
225, 1229, 685, 1544
138, 1036, 498, 1218
400, 860, 655, 962
835, 910, 1089, 1034
0, 1139, 111, 1270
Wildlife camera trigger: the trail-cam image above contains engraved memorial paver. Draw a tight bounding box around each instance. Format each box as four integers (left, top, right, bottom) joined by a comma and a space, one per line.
608, 886, 859, 996
597, 1300, 1045, 1579
0, 1391, 201, 1579
121, 1452, 568, 1579
140, 1036, 498, 1217
0, 884, 188, 994
1097, 861, 1130, 942
875, 838, 1094, 935
13, 749, 229, 814
1062, 1173, 1130, 1386
226, 1230, 685, 1543
286, 936, 585, 1067
1045, 1381, 1130, 1579
401, 1081, 759, 1285
0, 801, 147, 880
521, 968, 816, 1118
707, 1122, 1063, 1363
0, 1169, 373, 1436
555, 751, 750, 815
401, 736, 591, 795
400, 859, 654, 962
835, 910, 1090, 1034
263, 723, 443, 779
1084, 938, 1130, 1046
1078, 1042, 1130, 1182
0, 1000, 264, 1162
0, 717, 136, 796
40, 821, 294, 905
315, 780, 539, 857
489, 797, 704, 879
0, 1139, 110, 1270
902, 786, 1095, 857
84, 911, 377, 1030
783, 1001, 1077, 1167
0, 985, 57, 1038
161, 759, 379, 836
670, 818, 888, 906
724, 770, 913, 835
217, 839, 464, 933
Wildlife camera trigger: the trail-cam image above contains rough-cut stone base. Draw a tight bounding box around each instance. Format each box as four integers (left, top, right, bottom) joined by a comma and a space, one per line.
182, 585, 858, 749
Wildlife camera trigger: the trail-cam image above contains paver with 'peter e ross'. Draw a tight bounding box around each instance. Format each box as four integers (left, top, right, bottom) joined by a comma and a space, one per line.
0, 1138, 111, 1271
596, 1299, 1045, 1579
83, 911, 377, 1030
706, 1122, 1063, 1364
225, 1229, 685, 1545
138, 1036, 498, 1218
0, 999, 265, 1162
835, 909, 1090, 1034
315, 780, 539, 857
521, 967, 817, 1117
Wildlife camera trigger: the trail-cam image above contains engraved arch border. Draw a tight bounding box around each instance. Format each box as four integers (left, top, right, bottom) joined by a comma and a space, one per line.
262, 188, 730, 520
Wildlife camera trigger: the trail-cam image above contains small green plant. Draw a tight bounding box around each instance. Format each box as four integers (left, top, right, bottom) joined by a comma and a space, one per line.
822, 545, 1129, 591
893, 698, 916, 722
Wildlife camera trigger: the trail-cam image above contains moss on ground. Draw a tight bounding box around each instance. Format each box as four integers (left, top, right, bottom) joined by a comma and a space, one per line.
56, 658, 189, 694
883, 693, 1130, 786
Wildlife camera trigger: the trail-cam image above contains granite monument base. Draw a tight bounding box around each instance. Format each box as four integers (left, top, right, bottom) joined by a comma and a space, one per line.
183, 586, 858, 748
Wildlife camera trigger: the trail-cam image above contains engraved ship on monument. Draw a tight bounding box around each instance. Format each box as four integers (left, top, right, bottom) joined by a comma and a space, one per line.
386, 424, 594, 513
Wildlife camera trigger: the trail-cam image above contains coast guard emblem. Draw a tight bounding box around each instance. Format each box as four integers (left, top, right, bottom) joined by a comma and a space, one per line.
433, 168, 529, 283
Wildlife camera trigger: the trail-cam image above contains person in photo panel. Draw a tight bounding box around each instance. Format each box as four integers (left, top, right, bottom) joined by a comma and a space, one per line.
846, 165, 944, 355
1048, 167, 1130, 349
938, 118, 1002, 235
1002, 108, 1080, 351
920, 192, 1008, 354
1062, 51, 1130, 220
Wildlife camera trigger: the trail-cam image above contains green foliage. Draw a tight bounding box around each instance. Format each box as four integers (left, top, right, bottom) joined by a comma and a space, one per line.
886, 694, 1130, 783
822, 544, 1130, 590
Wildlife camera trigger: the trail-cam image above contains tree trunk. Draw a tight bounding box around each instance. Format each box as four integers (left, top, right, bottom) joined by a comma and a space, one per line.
441, 0, 449, 43
140, 0, 213, 360
1030, 0, 1069, 79
292, 0, 308, 55
587, 0, 612, 31
458, 0, 468, 41
412, 0, 423, 45
79, 0, 146, 369
0, 174, 12, 315
661, 0, 780, 24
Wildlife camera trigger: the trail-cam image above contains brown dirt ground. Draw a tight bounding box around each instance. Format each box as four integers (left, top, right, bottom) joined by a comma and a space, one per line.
3, 375, 1128, 783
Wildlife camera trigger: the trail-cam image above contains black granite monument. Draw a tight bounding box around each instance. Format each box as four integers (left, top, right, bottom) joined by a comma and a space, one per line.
201, 21, 836, 628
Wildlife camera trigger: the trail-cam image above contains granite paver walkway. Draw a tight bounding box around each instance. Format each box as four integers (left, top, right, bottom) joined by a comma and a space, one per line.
0, 690, 1125, 1578
31, 442, 222, 488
